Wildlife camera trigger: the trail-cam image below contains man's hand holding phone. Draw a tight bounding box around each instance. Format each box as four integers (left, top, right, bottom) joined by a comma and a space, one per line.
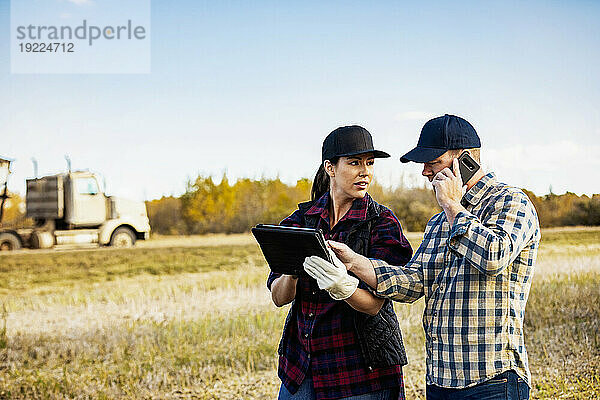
432, 158, 468, 225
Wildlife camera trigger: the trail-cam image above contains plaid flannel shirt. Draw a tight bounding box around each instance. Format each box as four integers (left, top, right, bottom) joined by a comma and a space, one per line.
268, 192, 413, 400
371, 172, 540, 388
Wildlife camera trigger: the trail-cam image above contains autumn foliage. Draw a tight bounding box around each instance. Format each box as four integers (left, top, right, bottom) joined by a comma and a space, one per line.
0, 192, 28, 228
146, 175, 600, 235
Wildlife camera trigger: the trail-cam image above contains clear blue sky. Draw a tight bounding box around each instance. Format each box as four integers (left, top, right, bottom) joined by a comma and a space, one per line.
1, 0, 599, 200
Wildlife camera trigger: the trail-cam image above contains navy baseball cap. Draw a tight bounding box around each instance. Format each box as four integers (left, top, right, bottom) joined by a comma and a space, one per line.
400, 114, 481, 163
322, 125, 390, 162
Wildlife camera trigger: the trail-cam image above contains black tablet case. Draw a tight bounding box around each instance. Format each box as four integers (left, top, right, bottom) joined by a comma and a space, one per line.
251, 224, 332, 276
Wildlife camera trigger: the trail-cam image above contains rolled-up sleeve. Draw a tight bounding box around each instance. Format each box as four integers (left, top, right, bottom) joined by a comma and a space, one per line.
366, 207, 427, 302
448, 191, 538, 277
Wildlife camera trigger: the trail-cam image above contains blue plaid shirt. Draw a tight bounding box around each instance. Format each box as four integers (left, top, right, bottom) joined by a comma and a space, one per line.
371, 172, 540, 388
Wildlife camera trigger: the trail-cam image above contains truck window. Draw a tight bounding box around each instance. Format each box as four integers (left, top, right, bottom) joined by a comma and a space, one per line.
76, 177, 99, 195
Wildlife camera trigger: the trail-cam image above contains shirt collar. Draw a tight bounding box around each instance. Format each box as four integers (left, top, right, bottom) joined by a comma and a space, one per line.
305, 191, 371, 223
462, 172, 497, 207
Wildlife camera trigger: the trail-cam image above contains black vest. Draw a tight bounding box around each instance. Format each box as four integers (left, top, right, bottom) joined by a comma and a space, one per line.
278, 196, 408, 369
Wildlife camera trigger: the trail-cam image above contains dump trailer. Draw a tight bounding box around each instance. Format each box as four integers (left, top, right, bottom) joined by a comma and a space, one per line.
0, 160, 150, 251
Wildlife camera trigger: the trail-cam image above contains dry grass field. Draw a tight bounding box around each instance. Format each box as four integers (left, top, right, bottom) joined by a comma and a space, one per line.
0, 227, 598, 399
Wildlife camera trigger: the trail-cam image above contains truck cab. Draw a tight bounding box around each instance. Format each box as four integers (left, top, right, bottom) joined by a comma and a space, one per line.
0, 168, 150, 250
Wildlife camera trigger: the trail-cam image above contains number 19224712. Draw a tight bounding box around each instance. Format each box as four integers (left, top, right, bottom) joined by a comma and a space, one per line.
19, 42, 74, 53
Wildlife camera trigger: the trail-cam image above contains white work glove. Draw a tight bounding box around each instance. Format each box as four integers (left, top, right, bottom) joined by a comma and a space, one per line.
303, 249, 359, 301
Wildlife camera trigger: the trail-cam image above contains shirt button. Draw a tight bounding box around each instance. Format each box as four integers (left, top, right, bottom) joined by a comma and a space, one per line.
367, 366, 373, 371
312, 291, 317, 295
307, 353, 311, 359
304, 333, 309, 338
432, 336, 437, 341
308, 313, 314, 318
439, 285, 444, 292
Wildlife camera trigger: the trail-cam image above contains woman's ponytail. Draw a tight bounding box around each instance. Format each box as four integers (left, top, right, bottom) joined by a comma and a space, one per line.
311, 158, 338, 201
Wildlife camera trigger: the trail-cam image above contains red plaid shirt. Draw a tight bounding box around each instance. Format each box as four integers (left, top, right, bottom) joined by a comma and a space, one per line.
267, 192, 412, 399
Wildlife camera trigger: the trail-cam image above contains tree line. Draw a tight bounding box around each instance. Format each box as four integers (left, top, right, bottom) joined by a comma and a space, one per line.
1, 175, 598, 234
144, 174, 441, 235
145, 175, 600, 234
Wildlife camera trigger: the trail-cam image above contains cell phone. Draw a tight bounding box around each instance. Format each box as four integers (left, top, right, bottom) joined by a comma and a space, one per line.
457, 151, 480, 185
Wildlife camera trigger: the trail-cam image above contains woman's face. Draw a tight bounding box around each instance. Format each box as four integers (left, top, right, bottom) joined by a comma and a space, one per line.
326, 153, 375, 201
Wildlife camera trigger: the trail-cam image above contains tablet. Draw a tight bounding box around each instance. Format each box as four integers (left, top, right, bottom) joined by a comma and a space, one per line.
251, 224, 333, 276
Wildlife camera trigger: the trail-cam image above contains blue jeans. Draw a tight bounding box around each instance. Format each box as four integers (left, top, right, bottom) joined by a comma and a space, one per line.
426, 370, 530, 400
278, 377, 400, 400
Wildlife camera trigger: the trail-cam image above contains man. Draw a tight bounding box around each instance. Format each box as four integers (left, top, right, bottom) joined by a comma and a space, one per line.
303, 114, 540, 399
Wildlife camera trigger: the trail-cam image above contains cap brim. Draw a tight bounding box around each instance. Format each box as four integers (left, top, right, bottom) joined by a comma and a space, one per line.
337, 149, 391, 159
400, 147, 446, 163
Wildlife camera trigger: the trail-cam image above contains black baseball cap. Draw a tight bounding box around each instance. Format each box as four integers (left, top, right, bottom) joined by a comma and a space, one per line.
322, 125, 390, 162
400, 114, 481, 163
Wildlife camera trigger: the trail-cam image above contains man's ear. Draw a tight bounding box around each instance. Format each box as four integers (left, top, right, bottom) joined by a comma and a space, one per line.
324, 160, 335, 177
453, 149, 468, 159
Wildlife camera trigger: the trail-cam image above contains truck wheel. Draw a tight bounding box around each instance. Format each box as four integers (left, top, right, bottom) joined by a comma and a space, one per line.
110, 227, 136, 248
0, 232, 22, 251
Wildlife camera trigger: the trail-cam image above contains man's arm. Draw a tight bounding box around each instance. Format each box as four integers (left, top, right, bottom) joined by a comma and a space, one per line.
303, 254, 385, 315
431, 158, 539, 276
325, 247, 377, 287
328, 240, 425, 303
448, 191, 539, 276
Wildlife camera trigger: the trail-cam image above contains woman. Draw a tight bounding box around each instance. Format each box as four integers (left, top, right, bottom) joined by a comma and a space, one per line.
267, 125, 413, 400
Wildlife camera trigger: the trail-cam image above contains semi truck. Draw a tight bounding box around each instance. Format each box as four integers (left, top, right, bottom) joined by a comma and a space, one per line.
0, 156, 150, 251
